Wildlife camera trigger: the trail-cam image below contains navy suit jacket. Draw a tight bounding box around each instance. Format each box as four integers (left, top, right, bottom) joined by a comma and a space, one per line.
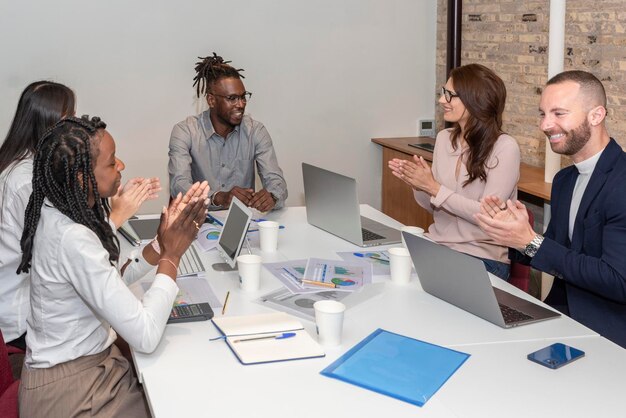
528, 138, 626, 347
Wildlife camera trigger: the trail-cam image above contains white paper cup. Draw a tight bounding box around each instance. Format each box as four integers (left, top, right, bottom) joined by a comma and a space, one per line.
401, 226, 425, 248
236, 254, 262, 291
313, 300, 346, 347
388, 247, 412, 285
258, 221, 279, 252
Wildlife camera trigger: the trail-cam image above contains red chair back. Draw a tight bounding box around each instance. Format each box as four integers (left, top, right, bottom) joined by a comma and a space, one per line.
509, 208, 535, 293
0, 329, 19, 417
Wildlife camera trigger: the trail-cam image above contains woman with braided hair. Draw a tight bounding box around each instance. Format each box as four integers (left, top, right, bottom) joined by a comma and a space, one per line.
169, 51, 288, 212
17, 116, 209, 417
0, 82, 160, 354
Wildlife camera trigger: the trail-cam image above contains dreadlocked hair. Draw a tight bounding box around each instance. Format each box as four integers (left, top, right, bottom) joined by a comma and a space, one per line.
192, 52, 245, 98
17, 115, 120, 274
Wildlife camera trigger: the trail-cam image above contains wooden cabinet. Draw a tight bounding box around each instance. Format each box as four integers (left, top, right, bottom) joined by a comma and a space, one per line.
372, 136, 550, 230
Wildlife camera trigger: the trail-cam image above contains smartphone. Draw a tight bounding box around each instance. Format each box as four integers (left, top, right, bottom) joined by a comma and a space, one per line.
527, 343, 585, 369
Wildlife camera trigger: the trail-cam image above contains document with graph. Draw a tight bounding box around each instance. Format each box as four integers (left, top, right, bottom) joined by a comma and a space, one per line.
302, 258, 372, 292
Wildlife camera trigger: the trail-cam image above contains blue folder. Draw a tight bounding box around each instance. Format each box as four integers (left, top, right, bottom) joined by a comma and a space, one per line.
320, 328, 470, 407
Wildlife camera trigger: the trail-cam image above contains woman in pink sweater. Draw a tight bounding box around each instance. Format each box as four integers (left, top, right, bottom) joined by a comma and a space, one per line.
389, 64, 520, 280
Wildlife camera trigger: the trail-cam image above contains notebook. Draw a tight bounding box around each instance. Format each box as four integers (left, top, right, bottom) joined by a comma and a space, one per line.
302, 163, 401, 247
403, 232, 560, 328
321, 328, 469, 407
211, 312, 325, 365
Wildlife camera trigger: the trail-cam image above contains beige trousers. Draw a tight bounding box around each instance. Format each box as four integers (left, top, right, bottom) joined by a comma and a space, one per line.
19, 345, 150, 418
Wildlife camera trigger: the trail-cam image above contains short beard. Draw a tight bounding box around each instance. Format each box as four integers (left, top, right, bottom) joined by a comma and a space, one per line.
550, 118, 591, 156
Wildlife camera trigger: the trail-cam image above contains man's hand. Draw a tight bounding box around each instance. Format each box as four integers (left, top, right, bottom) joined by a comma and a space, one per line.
249, 188, 276, 212
474, 199, 536, 251
109, 177, 161, 228
388, 155, 441, 196
213, 187, 254, 207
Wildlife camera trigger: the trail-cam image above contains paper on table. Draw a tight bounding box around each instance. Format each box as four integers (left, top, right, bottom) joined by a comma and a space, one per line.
321, 329, 470, 407
195, 223, 221, 252
256, 283, 384, 322
263, 259, 320, 294
303, 258, 372, 292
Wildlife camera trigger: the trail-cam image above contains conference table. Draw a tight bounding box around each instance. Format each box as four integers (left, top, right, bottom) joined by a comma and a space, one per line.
128, 205, 625, 418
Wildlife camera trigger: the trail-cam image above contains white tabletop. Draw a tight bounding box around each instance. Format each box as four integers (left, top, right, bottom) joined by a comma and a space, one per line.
129, 205, 621, 418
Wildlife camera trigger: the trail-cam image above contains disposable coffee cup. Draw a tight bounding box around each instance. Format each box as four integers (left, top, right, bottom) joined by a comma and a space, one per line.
388, 247, 412, 285
258, 221, 279, 252
236, 254, 262, 291
401, 226, 425, 248
313, 300, 346, 347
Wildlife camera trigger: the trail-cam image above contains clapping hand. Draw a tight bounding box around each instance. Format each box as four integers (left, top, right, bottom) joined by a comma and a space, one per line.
388, 155, 440, 196
110, 177, 162, 228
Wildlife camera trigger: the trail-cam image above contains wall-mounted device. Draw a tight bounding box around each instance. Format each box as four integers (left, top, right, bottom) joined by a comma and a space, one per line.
419, 119, 435, 138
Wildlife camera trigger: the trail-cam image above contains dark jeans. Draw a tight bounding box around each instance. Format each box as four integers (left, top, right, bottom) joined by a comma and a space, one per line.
476, 257, 510, 281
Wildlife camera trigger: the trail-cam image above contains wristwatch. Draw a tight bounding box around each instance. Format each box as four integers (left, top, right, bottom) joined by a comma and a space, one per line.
524, 234, 544, 258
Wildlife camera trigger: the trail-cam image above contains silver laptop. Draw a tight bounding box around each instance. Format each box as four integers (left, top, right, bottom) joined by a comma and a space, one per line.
302, 163, 401, 247
404, 232, 560, 328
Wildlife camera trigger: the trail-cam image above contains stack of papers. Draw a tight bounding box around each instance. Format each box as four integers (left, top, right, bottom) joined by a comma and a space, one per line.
263, 258, 373, 294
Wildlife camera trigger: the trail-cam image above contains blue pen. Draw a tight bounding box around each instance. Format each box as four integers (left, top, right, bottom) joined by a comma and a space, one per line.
233, 332, 296, 343
354, 252, 390, 265
205, 213, 224, 226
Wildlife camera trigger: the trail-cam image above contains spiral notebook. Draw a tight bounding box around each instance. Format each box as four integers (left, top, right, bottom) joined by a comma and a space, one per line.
321, 329, 469, 407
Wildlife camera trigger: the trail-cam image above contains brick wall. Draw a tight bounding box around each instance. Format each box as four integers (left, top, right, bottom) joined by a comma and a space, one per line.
436, 0, 626, 168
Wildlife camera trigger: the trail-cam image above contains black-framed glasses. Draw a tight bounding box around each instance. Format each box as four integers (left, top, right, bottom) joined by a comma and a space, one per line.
210, 91, 252, 104
441, 86, 459, 103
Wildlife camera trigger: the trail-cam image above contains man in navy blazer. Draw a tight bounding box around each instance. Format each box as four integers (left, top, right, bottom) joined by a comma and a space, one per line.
475, 70, 626, 348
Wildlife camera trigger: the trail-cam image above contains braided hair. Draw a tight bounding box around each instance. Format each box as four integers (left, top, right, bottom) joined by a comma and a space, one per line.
18, 116, 120, 274
192, 52, 245, 98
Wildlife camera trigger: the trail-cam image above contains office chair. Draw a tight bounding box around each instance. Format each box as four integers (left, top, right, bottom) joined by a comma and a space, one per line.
0, 330, 19, 418
508, 208, 535, 293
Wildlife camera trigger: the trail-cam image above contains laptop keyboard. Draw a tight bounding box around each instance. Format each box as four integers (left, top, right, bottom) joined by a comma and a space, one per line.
177, 245, 205, 277
499, 303, 533, 324
362, 228, 385, 242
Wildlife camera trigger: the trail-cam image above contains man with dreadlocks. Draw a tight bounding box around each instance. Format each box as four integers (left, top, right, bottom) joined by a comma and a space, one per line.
17, 115, 208, 417
169, 52, 287, 212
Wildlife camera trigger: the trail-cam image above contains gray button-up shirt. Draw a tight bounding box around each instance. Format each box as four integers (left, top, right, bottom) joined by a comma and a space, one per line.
168, 110, 287, 210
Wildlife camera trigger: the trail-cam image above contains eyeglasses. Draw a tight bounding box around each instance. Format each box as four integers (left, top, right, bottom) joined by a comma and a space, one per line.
441, 86, 459, 103
210, 91, 252, 104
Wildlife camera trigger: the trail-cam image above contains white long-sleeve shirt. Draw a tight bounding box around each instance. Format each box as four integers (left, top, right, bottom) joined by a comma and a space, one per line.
25, 201, 178, 368
0, 158, 33, 342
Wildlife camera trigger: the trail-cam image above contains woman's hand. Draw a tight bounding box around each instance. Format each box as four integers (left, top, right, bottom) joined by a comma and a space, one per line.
388, 155, 441, 196
166, 181, 210, 227
110, 177, 161, 228
155, 196, 208, 279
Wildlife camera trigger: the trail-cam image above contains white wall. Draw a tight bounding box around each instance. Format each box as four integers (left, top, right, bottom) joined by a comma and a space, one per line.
0, 0, 437, 213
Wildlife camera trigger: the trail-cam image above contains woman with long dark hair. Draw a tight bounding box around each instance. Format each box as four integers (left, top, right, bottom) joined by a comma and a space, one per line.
0, 81, 75, 350
389, 64, 520, 280
17, 115, 208, 417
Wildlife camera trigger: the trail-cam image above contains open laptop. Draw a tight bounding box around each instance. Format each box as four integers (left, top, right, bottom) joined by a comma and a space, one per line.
302, 163, 401, 247
403, 232, 560, 328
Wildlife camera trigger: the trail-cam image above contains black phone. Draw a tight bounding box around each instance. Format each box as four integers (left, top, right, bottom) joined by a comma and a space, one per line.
168, 303, 214, 324
527, 343, 585, 369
